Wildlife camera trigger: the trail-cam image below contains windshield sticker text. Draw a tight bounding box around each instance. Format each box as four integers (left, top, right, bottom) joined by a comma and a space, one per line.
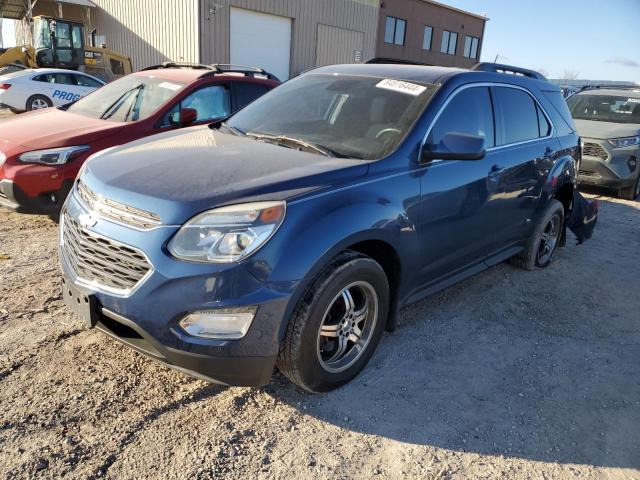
376, 79, 427, 96
627, 98, 640, 103
158, 82, 182, 91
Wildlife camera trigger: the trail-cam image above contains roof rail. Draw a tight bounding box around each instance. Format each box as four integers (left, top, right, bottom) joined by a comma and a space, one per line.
140, 62, 216, 71
471, 62, 547, 80
201, 64, 280, 81
140, 61, 280, 81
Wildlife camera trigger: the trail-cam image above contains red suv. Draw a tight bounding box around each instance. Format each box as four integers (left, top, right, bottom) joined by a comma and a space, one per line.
0, 63, 279, 215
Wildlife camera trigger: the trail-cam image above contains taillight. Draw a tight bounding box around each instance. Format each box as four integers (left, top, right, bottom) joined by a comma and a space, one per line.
0, 83, 12, 91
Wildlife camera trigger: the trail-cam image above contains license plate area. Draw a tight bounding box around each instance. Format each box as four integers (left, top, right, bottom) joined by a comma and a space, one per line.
62, 278, 98, 328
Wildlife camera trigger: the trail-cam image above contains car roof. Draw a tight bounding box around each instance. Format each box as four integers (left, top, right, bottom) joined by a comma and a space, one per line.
131, 67, 274, 84
309, 63, 557, 92
0, 68, 105, 83
575, 88, 640, 99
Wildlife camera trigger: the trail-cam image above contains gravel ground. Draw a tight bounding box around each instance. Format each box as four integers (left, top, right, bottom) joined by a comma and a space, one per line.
0, 106, 639, 479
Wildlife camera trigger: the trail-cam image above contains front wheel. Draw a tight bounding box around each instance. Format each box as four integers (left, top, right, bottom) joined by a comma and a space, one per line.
510, 199, 565, 270
277, 251, 389, 392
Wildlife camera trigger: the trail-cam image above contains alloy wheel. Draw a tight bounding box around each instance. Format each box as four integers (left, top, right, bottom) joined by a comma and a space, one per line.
317, 281, 378, 373
537, 213, 561, 265
31, 99, 49, 110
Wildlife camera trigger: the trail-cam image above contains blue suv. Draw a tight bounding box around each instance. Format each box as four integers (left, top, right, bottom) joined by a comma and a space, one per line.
59, 63, 595, 392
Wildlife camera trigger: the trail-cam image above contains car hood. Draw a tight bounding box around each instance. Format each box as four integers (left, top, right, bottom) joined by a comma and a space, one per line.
0, 108, 125, 150
574, 119, 640, 140
81, 126, 369, 225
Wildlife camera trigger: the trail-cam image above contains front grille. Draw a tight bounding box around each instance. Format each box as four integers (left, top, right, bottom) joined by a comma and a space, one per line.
77, 181, 161, 230
61, 212, 152, 294
583, 142, 608, 160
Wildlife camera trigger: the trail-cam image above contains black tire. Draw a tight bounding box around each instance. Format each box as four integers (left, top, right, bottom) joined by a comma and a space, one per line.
510, 199, 564, 271
619, 175, 640, 201
277, 251, 390, 393
26, 95, 52, 111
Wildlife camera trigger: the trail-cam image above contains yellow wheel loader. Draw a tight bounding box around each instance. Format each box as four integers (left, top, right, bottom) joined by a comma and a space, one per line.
0, 16, 132, 82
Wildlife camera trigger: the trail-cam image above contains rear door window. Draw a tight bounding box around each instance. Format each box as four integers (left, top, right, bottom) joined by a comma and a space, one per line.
233, 82, 272, 111
427, 86, 495, 149
493, 87, 541, 145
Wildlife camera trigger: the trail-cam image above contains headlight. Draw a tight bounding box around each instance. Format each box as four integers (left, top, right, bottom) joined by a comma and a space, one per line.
608, 136, 640, 149
19, 145, 90, 165
168, 201, 286, 263
0, 152, 6, 168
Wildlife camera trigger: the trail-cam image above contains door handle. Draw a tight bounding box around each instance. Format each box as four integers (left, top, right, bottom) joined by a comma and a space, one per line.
488, 165, 505, 181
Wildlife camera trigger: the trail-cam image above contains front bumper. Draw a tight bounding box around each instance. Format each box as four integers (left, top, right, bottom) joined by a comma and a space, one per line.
0, 176, 73, 214
578, 139, 639, 189
59, 190, 297, 386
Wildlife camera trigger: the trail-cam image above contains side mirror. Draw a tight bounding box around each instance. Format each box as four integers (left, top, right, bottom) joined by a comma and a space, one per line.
170, 108, 198, 127
422, 132, 486, 162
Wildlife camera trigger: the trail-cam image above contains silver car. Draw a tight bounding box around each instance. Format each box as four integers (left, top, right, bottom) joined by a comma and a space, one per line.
567, 88, 640, 200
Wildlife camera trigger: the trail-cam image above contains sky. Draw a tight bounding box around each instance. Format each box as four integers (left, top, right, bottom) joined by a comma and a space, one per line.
445, 0, 640, 81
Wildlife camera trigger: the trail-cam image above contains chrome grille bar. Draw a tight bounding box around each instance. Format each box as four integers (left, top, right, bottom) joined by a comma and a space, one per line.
61, 212, 152, 295
77, 181, 161, 230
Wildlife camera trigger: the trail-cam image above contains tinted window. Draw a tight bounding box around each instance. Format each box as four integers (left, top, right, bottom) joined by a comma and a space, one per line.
494, 87, 539, 145
32, 74, 52, 83
428, 87, 495, 148
234, 82, 272, 110
75, 74, 102, 88
54, 73, 76, 85
537, 104, 551, 137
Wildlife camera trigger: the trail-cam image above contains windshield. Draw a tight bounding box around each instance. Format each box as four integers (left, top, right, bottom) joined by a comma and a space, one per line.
227, 74, 437, 160
67, 75, 185, 122
567, 93, 640, 124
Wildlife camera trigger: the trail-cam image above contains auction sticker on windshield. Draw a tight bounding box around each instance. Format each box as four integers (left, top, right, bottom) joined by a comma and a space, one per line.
158, 82, 182, 91
376, 79, 427, 96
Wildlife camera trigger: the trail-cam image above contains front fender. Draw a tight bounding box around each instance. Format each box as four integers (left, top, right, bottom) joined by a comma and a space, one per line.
250, 171, 422, 336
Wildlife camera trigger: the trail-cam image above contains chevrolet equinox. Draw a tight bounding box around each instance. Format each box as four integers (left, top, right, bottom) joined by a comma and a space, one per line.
60, 63, 592, 392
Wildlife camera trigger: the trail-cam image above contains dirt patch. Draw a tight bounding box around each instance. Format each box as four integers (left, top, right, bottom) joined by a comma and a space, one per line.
0, 191, 639, 479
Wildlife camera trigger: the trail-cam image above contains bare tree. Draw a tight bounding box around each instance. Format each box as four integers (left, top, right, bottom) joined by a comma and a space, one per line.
563, 70, 580, 80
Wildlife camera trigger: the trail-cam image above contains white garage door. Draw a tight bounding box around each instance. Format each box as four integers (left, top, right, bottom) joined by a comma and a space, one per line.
230, 7, 292, 80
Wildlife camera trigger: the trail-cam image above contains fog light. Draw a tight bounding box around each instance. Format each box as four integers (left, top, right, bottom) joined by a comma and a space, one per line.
628, 156, 637, 172
179, 307, 257, 339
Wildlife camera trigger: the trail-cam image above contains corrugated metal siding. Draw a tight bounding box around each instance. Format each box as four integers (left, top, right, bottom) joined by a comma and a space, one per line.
200, 0, 379, 77
316, 24, 364, 67
90, 0, 199, 70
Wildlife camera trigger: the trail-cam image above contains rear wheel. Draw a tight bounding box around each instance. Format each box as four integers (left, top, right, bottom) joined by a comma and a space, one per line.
277, 251, 389, 392
510, 199, 564, 270
26, 95, 52, 111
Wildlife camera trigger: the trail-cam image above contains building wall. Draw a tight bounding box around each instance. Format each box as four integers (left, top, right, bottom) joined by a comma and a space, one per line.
376, 0, 486, 68
199, 0, 379, 78
33, 0, 199, 70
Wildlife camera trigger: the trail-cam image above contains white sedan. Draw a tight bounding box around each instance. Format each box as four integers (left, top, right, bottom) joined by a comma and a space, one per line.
0, 68, 105, 112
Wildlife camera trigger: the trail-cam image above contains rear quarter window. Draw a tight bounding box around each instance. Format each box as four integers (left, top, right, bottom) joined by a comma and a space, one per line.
542, 90, 576, 135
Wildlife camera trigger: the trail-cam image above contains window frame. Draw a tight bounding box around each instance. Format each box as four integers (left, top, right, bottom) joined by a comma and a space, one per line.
463, 36, 480, 59
422, 26, 433, 51
384, 16, 407, 46
441, 30, 458, 55
420, 82, 555, 161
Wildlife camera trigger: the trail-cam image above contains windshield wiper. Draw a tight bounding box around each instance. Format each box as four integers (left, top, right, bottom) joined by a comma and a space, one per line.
220, 121, 244, 136
246, 132, 336, 157
100, 84, 144, 121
